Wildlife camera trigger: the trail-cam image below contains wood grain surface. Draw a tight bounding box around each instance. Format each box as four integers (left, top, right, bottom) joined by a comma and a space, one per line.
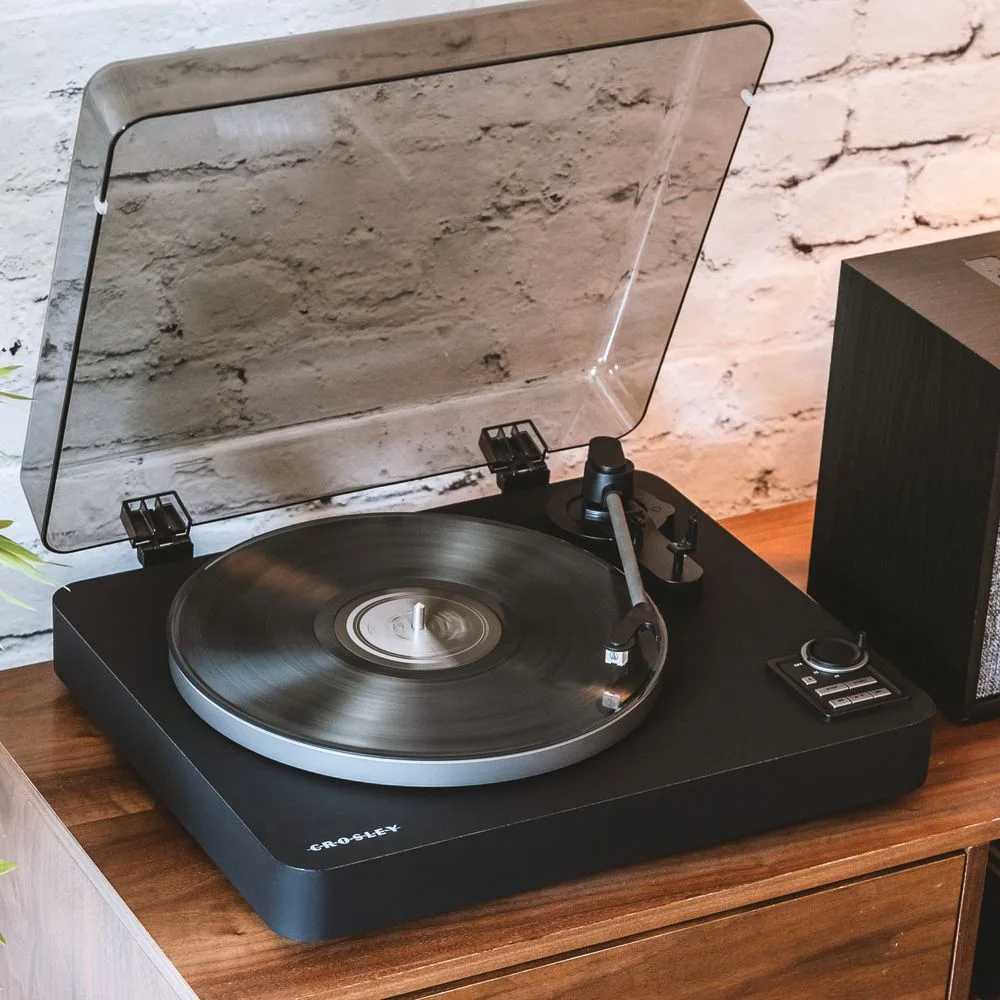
0, 745, 198, 1000
949, 845, 990, 1000
0, 500, 997, 1000
423, 855, 966, 999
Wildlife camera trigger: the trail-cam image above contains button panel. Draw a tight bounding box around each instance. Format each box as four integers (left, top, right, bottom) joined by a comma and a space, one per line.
844, 676, 877, 691
769, 655, 907, 720
815, 682, 848, 696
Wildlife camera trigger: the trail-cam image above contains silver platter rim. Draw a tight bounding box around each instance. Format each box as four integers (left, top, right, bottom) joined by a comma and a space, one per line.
167, 512, 668, 787
170, 599, 666, 787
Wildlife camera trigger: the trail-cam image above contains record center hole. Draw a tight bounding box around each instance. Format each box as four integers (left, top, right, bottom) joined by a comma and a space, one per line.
383, 602, 470, 645
331, 587, 504, 670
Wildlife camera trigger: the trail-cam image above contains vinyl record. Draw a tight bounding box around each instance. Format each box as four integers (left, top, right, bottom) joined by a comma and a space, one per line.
168, 513, 666, 786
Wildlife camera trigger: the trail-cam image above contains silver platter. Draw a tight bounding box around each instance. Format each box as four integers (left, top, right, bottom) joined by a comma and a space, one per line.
168, 512, 666, 787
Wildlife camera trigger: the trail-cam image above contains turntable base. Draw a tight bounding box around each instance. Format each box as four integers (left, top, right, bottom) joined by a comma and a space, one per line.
8, 502, 997, 1000
49, 476, 934, 942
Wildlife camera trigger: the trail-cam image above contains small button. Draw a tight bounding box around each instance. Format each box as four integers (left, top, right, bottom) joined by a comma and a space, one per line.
845, 676, 877, 691
849, 691, 876, 704
816, 683, 849, 696
801, 675, 818, 687
870, 687, 892, 699
829, 696, 853, 709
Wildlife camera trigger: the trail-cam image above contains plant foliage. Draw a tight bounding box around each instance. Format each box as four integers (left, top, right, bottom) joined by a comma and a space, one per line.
0, 365, 54, 607
0, 861, 14, 945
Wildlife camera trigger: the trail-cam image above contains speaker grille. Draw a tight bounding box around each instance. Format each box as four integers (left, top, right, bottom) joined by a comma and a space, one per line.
977, 523, 1000, 699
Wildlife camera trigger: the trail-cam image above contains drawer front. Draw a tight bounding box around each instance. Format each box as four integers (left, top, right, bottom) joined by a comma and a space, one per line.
428, 854, 965, 1000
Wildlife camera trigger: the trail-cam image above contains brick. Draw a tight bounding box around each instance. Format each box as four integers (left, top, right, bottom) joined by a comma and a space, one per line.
671, 262, 826, 360
642, 335, 830, 447
857, 0, 978, 61
630, 396, 824, 517
983, 0, 1000, 55
0, 4, 202, 105
736, 86, 847, 184
910, 143, 1000, 225
0, 282, 47, 360
700, 184, 786, 268
849, 61, 1000, 149
0, 103, 71, 194
754, 0, 853, 83
732, 341, 831, 424
0, 190, 63, 284
791, 163, 909, 246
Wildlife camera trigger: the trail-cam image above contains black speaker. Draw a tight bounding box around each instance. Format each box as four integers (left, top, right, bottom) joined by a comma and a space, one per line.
809, 231, 1000, 722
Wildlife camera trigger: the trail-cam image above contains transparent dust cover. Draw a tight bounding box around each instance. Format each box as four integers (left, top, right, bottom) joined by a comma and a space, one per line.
21, 0, 770, 551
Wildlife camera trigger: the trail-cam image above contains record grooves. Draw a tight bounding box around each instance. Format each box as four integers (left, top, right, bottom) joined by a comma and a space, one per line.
168, 512, 667, 787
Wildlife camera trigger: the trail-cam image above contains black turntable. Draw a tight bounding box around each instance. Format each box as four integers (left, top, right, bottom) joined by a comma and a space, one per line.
20, 0, 934, 942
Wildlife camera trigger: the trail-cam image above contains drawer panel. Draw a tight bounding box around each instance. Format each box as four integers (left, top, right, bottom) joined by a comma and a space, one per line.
428, 854, 965, 999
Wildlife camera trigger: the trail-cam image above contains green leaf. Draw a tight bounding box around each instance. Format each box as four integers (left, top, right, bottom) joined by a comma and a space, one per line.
0, 366, 19, 378
0, 520, 11, 530
0, 862, 15, 876
0, 549, 51, 585
0, 535, 45, 565
0, 588, 34, 611
0, 543, 45, 571
0, 932, 6, 946
2, 540, 58, 568
0, 391, 30, 402
0, 535, 65, 569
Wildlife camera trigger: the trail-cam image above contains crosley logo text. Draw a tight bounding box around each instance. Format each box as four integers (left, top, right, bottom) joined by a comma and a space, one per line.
308, 825, 401, 851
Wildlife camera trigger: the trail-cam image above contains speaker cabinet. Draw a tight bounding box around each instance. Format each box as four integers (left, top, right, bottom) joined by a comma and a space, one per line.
809, 231, 1000, 722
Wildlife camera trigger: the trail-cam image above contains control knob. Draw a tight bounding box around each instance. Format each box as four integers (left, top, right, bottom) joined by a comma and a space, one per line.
800, 632, 869, 675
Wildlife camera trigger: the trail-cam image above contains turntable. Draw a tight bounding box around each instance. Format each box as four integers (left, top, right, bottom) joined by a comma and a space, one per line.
20, 0, 934, 942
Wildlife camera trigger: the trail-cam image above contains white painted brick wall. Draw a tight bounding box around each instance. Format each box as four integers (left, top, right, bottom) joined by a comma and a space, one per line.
1, 0, 998, 665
